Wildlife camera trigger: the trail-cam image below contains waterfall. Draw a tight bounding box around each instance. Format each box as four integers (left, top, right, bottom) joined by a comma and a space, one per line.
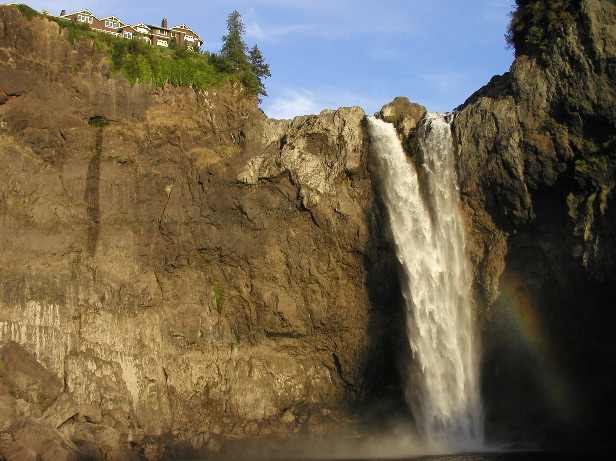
368, 114, 483, 450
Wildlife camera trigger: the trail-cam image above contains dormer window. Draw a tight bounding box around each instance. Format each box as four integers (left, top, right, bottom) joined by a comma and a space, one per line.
77, 14, 92, 23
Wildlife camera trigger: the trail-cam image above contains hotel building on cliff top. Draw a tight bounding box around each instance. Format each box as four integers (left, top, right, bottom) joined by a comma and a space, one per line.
58, 9, 204, 51
3, 4, 203, 51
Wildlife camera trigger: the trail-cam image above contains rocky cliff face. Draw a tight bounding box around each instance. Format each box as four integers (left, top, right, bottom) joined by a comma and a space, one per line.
1, 0, 615, 458
451, 0, 616, 447
0, 7, 402, 459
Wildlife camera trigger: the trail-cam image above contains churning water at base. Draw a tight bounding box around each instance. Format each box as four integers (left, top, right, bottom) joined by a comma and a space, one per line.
368, 114, 483, 450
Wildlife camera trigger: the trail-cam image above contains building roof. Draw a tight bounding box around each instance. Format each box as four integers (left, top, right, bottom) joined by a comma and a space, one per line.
46, 7, 202, 45
63, 9, 98, 19
147, 24, 172, 32
171, 24, 200, 38
101, 16, 128, 27
102, 16, 123, 22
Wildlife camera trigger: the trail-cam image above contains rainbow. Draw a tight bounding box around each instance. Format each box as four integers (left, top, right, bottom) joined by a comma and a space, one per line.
496, 270, 576, 422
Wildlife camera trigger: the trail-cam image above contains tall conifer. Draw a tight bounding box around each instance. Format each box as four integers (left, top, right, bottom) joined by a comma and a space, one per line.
220, 10, 249, 71
220, 11, 271, 100
249, 44, 271, 97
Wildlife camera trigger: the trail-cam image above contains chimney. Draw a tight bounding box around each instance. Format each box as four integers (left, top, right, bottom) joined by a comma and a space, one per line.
161, 18, 168, 29
60, 9, 66, 16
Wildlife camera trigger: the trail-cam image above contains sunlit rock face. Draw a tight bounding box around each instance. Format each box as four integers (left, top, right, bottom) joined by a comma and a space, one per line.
2, 0, 616, 458
0, 5, 402, 458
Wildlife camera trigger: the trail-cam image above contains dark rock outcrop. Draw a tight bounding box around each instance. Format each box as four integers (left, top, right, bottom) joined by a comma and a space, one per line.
452, 0, 616, 448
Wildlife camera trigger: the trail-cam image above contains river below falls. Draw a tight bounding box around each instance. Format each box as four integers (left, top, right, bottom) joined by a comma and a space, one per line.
186, 451, 604, 461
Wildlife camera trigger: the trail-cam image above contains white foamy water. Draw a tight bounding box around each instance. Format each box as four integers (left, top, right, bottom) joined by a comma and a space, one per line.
368, 114, 483, 450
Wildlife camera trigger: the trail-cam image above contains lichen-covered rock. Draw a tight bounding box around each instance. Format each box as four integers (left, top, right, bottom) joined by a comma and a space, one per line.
376, 96, 427, 140
238, 106, 367, 209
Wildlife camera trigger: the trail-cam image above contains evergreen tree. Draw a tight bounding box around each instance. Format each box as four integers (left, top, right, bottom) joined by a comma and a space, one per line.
249, 44, 271, 98
249, 45, 271, 81
220, 11, 271, 100
220, 10, 249, 71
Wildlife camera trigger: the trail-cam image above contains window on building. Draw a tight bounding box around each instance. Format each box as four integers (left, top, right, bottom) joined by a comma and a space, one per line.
136, 27, 149, 34
158, 30, 167, 35
123, 32, 133, 39
105, 20, 120, 29
157, 39, 168, 47
185, 36, 194, 41
77, 14, 93, 23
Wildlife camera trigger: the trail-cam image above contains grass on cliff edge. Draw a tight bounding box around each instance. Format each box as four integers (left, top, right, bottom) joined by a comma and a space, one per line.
14, 4, 240, 93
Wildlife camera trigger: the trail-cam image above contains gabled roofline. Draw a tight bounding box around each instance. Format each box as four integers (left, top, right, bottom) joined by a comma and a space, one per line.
171, 24, 200, 38
101, 17, 128, 29
101, 16, 124, 23
62, 9, 99, 20
29, 7, 204, 46
147, 24, 172, 32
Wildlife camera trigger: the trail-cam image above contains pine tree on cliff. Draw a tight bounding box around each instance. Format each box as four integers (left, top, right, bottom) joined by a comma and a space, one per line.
220, 11, 270, 100
221, 10, 250, 71
249, 44, 271, 97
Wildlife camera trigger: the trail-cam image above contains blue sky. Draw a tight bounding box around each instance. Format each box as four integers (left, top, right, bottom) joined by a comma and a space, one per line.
23, 0, 515, 119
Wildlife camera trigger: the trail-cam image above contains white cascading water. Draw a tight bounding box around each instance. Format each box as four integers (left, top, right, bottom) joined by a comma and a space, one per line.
368, 114, 483, 450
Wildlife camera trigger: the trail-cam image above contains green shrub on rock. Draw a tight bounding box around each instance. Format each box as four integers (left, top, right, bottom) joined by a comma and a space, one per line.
213, 281, 224, 313
506, 0, 576, 58
11, 4, 255, 95
15, 3, 39, 21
